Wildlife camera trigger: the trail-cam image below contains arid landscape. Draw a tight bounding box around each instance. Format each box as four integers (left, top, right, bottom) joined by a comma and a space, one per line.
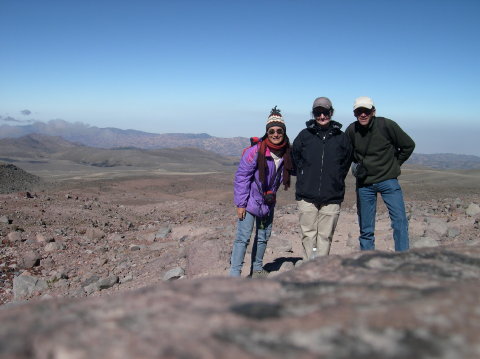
1, 134, 480, 358
2, 0, 479, 355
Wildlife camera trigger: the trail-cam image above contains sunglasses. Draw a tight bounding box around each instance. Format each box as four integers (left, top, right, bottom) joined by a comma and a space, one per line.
313, 108, 331, 117
354, 107, 373, 116
268, 128, 284, 135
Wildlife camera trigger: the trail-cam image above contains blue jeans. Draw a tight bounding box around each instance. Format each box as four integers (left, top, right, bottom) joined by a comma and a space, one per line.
356, 179, 409, 251
229, 210, 274, 277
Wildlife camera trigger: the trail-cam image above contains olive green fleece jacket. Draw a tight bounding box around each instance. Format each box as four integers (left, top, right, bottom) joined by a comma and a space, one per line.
346, 116, 415, 186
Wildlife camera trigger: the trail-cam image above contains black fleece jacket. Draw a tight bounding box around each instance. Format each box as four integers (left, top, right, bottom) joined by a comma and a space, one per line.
292, 120, 353, 204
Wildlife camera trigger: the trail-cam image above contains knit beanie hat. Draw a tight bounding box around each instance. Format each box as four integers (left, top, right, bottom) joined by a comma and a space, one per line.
265, 106, 286, 132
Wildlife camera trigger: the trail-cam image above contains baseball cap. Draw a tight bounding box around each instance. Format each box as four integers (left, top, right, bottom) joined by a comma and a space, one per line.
312, 97, 332, 110
353, 96, 374, 110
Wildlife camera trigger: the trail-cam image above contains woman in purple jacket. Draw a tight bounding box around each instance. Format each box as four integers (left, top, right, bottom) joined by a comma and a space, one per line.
229, 107, 293, 278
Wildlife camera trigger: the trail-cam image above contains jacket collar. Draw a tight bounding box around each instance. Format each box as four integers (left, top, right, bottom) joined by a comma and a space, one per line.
306, 119, 343, 134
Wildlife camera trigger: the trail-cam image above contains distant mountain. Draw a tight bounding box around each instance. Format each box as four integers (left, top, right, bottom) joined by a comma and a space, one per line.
0, 120, 248, 156
406, 153, 480, 170
0, 134, 236, 173
2, 120, 480, 170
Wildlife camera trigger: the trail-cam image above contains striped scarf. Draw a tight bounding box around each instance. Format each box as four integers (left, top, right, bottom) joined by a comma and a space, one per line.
257, 137, 292, 190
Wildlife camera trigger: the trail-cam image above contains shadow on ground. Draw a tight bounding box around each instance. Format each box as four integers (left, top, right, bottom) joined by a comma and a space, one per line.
264, 256, 302, 272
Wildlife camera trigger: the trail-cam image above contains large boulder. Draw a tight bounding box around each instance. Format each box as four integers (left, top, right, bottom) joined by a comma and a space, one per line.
1, 244, 480, 358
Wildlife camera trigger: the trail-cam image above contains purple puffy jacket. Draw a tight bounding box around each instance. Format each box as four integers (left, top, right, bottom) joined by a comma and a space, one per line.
234, 143, 284, 218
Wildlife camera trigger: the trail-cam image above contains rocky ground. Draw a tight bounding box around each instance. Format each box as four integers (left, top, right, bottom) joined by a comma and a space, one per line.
0, 162, 43, 194
1, 165, 479, 305
0, 164, 480, 357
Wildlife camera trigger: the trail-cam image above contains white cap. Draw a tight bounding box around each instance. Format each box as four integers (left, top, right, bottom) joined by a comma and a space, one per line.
353, 96, 374, 110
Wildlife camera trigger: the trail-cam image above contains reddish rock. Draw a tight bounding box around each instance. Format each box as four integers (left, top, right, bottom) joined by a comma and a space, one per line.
0, 244, 479, 358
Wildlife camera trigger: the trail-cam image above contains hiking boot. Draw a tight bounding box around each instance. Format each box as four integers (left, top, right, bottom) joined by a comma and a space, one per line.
251, 269, 269, 279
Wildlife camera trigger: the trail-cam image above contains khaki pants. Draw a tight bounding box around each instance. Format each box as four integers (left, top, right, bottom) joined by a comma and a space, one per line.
297, 200, 340, 260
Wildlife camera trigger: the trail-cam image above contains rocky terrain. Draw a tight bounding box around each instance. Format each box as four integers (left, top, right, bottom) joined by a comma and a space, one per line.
0, 154, 480, 357
0, 162, 43, 194
1, 243, 480, 358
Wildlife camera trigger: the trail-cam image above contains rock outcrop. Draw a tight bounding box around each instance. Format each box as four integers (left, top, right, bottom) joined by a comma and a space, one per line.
0, 243, 479, 359
0, 162, 41, 194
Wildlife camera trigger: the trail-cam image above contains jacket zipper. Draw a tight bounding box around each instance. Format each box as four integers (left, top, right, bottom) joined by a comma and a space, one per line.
318, 133, 326, 195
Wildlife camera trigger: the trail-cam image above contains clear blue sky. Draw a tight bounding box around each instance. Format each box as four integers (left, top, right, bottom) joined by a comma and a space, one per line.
1, 0, 479, 155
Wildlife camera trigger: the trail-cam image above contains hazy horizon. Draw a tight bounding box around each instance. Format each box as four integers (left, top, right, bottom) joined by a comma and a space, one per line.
1, 118, 479, 157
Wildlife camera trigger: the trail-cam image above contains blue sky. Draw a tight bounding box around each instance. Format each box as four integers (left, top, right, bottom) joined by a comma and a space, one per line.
1, 0, 479, 155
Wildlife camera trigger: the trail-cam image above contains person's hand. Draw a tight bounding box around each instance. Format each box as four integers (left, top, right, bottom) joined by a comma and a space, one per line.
237, 207, 246, 220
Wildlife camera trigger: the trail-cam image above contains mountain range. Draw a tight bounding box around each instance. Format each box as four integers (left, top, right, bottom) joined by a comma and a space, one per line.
1, 120, 480, 170
0, 120, 248, 156
0, 134, 236, 173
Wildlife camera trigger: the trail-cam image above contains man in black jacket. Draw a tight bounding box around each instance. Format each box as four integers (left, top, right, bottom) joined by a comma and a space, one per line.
292, 97, 352, 260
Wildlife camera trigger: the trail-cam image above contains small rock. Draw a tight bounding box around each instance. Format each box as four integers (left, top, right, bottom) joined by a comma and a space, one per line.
426, 218, 448, 237
447, 227, 461, 238
18, 250, 41, 269
50, 269, 69, 280
7, 231, 22, 242
71, 287, 87, 298
53, 279, 69, 288
129, 244, 141, 251
474, 219, 480, 230
453, 198, 463, 208
109, 233, 125, 241
0, 215, 11, 224
13, 275, 49, 300
95, 257, 108, 266
140, 232, 156, 242
36, 233, 55, 243
85, 228, 105, 240
40, 257, 55, 269
411, 236, 440, 248
98, 276, 119, 290
163, 267, 185, 281
44, 242, 65, 252
82, 275, 100, 287
156, 226, 172, 240
84, 282, 99, 295
466, 203, 480, 217
120, 274, 133, 283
